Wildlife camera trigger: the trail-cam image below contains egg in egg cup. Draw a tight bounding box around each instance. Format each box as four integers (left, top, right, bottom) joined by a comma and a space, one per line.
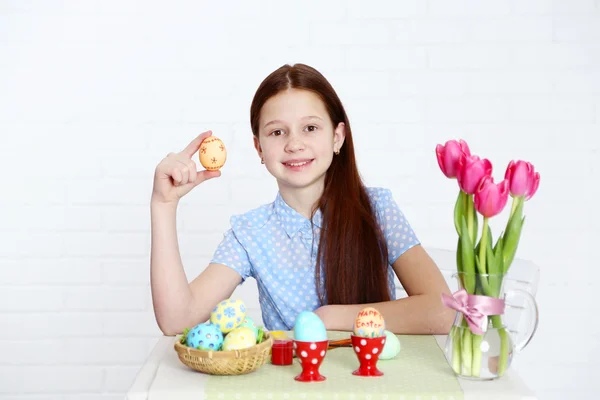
350, 335, 386, 376
292, 311, 329, 382
293, 339, 329, 382
351, 307, 386, 376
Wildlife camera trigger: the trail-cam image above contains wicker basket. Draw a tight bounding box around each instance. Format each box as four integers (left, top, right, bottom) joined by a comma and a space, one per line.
174, 332, 273, 375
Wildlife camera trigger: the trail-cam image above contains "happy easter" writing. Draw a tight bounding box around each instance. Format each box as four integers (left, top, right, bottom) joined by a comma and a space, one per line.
355, 320, 383, 328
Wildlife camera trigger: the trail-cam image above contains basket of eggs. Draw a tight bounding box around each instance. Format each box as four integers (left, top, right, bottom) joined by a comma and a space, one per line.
174, 298, 273, 375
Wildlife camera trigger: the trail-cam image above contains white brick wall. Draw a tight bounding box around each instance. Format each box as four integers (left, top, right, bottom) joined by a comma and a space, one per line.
1, 1, 598, 399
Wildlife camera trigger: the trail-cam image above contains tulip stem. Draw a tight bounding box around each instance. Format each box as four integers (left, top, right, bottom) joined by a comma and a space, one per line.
509, 196, 519, 219
491, 315, 510, 377
467, 195, 476, 244
478, 218, 489, 275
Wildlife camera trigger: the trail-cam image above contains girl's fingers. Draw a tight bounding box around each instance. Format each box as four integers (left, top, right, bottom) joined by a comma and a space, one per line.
174, 159, 192, 185
170, 167, 183, 185
181, 130, 212, 159
187, 160, 197, 183
160, 151, 217, 188
196, 170, 221, 183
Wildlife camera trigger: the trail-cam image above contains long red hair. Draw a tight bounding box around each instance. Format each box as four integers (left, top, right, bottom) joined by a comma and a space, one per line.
249, 63, 391, 306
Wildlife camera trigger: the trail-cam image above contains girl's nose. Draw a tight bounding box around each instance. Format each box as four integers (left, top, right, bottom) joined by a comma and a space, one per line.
284, 134, 305, 153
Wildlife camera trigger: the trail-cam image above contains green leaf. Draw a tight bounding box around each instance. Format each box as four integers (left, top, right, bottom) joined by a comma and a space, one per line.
485, 225, 496, 275
493, 233, 503, 255
494, 235, 505, 275
257, 327, 264, 344
181, 327, 190, 345
454, 191, 465, 236
456, 237, 463, 274
486, 224, 494, 249
473, 255, 481, 295
460, 216, 475, 274
485, 250, 495, 275
505, 217, 525, 270
484, 244, 499, 297
502, 198, 525, 272
470, 196, 479, 246
485, 232, 506, 297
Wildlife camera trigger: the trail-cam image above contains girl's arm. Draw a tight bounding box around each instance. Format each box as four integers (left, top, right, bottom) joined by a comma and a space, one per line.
315, 245, 455, 335
151, 131, 240, 336
150, 202, 242, 337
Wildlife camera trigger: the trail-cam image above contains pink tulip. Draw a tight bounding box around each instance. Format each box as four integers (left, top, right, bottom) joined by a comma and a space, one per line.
527, 172, 540, 200
504, 160, 540, 200
474, 176, 510, 218
457, 155, 493, 195
436, 139, 471, 178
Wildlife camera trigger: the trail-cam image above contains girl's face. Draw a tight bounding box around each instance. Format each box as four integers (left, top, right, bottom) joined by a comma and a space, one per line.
254, 89, 345, 194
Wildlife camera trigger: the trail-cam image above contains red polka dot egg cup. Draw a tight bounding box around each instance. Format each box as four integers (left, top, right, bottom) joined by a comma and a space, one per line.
351, 335, 386, 376
293, 340, 328, 382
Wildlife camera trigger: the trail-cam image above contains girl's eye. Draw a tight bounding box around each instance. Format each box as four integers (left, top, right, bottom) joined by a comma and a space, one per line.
271, 129, 284, 137
305, 125, 318, 132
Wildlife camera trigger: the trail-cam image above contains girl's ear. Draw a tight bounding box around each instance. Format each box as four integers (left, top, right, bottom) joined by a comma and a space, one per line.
253, 136, 263, 157
334, 122, 346, 153
253, 136, 262, 156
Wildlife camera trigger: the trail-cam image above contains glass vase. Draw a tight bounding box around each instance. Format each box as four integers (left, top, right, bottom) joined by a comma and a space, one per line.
443, 272, 539, 380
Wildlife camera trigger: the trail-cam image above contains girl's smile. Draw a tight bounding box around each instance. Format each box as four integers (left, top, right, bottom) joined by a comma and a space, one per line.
282, 158, 314, 170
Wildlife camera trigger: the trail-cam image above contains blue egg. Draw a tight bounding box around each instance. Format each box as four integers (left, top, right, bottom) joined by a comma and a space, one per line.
293, 311, 327, 342
186, 322, 223, 351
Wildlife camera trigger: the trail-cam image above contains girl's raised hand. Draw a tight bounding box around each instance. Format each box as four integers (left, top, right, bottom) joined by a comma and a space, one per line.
152, 131, 221, 205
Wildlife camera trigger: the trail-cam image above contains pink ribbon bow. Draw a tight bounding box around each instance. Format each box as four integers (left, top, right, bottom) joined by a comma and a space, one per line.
442, 289, 506, 335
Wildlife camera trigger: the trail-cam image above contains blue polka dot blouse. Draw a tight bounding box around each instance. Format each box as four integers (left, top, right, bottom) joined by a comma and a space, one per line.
210, 187, 420, 331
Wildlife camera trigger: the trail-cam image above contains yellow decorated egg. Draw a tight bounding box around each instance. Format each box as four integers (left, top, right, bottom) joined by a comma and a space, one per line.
353, 307, 385, 338
222, 326, 257, 351
199, 136, 227, 171
210, 298, 247, 334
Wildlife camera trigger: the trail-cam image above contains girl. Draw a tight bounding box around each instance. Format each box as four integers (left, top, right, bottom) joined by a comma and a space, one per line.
150, 63, 454, 336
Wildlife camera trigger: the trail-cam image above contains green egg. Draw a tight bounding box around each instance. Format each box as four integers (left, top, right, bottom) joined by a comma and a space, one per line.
238, 315, 259, 337
379, 330, 401, 360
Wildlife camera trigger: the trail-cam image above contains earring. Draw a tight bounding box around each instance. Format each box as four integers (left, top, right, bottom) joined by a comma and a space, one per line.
334, 149, 340, 155
261, 157, 265, 164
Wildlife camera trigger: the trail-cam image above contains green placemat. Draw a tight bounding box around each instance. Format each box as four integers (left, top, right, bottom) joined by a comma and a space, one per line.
205, 331, 463, 400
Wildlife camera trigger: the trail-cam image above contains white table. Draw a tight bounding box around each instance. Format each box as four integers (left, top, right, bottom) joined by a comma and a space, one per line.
126, 335, 538, 400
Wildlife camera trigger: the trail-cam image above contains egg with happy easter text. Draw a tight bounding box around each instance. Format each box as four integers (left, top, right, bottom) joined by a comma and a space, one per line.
379, 330, 401, 360
353, 307, 385, 338
199, 136, 227, 171
293, 311, 328, 342
210, 298, 246, 334
238, 315, 259, 337
185, 322, 223, 351
222, 326, 257, 351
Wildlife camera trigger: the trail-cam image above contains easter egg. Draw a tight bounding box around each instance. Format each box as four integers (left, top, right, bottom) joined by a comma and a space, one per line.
210, 298, 247, 333
222, 326, 257, 351
199, 136, 227, 171
293, 311, 327, 342
379, 330, 401, 360
353, 307, 385, 338
238, 315, 259, 337
185, 322, 223, 351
